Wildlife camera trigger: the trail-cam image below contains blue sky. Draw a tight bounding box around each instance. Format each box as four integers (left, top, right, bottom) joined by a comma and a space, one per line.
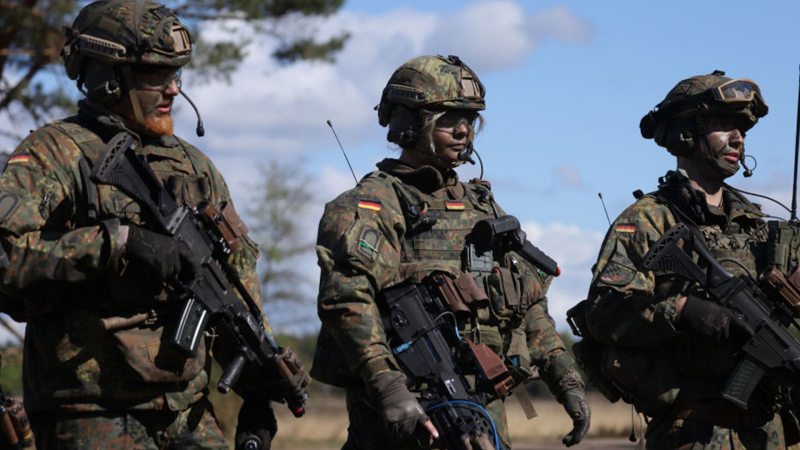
2, 0, 800, 339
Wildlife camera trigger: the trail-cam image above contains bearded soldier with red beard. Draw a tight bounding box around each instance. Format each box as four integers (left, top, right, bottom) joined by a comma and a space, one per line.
0, 1, 306, 448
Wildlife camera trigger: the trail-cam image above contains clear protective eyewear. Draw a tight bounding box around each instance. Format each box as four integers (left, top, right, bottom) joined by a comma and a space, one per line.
133, 67, 182, 91
711, 78, 768, 117
434, 111, 478, 134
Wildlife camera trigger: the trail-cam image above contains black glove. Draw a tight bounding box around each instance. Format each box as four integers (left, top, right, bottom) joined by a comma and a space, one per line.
235, 399, 277, 450
555, 371, 591, 447
125, 225, 199, 281
681, 295, 754, 344
270, 365, 310, 408
365, 370, 428, 437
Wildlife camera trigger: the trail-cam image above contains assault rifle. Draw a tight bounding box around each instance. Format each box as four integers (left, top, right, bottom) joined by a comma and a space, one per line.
643, 222, 800, 409
383, 272, 514, 450
472, 215, 560, 277
91, 133, 308, 417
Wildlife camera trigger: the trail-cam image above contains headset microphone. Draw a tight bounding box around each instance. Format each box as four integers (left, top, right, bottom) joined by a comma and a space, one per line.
180, 91, 205, 137
458, 144, 476, 165
741, 153, 757, 178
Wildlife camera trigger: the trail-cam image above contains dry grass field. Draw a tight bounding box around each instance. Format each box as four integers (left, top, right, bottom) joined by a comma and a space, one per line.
211, 391, 640, 449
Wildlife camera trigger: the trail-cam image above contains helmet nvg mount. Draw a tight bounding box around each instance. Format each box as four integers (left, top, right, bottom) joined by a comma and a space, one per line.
640, 70, 768, 157
61, 0, 192, 124
377, 55, 485, 146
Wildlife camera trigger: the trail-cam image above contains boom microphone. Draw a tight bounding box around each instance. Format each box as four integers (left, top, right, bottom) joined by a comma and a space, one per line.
180, 91, 205, 137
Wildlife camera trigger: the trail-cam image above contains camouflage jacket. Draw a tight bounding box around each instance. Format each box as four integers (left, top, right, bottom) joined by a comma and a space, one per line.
315, 158, 576, 395
0, 100, 265, 413
584, 169, 772, 413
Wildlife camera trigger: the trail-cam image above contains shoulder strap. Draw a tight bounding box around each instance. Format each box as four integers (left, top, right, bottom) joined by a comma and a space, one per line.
366, 170, 435, 227
45, 120, 105, 223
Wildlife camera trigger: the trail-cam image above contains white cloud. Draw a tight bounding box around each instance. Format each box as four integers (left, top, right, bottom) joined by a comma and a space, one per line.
522, 220, 605, 332
179, 1, 593, 157
555, 165, 585, 189
527, 5, 594, 43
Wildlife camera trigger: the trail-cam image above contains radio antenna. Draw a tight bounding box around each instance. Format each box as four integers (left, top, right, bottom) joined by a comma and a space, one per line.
791, 64, 800, 225
327, 120, 359, 185
598, 192, 611, 226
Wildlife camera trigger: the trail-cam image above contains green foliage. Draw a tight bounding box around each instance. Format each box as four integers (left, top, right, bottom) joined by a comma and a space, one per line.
0, 344, 23, 398
273, 32, 349, 65
0, 0, 348, 140
245, 160, 316, 306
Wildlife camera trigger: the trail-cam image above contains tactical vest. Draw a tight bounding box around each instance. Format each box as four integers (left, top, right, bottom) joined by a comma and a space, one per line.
651, 187, 768, 277
26, 119, 213, 400
370, 171, 541, 383
569, 187, 770, 415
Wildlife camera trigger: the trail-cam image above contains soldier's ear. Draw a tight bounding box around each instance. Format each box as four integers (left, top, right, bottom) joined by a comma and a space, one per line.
658, 118, 696, 157
82, 61, 123, 105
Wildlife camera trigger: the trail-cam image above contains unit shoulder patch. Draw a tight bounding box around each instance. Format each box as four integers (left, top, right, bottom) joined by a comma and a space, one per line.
599, 260, 637, 286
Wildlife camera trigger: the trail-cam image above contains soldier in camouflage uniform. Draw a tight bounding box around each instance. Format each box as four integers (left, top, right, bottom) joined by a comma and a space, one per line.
312, 55, 591, 449
0, 1, 307, 448
574, 71, 799, 449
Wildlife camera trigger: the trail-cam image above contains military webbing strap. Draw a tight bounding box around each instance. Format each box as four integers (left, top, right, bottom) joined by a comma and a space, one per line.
47, 120, 104, 222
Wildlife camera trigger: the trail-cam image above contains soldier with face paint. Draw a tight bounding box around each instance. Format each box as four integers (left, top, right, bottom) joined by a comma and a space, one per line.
572, 71, 799, 449
313, 55, 590, 449
0, 1, 308, 448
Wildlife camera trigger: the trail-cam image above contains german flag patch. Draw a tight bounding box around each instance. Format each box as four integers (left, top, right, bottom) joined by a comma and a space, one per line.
615, 223, 636, 234
357, 201, 381, 211
7, 155, 30, 165
445, 202, 465, 211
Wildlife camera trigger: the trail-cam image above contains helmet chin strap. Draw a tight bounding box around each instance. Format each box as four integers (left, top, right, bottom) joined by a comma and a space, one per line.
120, 65, 146, 128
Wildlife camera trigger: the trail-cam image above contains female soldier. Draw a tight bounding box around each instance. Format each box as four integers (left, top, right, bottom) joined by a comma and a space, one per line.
313, 55, 590, 449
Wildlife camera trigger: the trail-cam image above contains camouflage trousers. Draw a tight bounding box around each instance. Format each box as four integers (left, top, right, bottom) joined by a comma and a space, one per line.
29, 397, 227, 450
644, 411, 785, 450
340, 388, 511, 449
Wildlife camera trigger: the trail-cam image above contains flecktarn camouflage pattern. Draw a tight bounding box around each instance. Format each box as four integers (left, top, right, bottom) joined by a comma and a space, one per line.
0, 99, 266, 445
314, 158, 577, 449
62, 0, 192, 80
377, 55, 485, 128
580, 170, 792, 449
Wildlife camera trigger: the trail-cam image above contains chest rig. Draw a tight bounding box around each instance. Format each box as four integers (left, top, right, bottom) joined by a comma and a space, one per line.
369, 171, 540, 384
649, 176, 768, 279
45, 119, 215, 309
48, 119, 211, 226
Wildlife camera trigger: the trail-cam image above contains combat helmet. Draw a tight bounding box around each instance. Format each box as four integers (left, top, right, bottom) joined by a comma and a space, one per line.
376, 55, 485, 147
640, 70, 768, 157
61, 0, 192, 121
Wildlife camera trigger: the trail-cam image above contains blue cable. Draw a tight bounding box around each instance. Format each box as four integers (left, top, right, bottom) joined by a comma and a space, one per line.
393, 341, 412, 354
425, 400, 500, 450
263, 330, 277, 348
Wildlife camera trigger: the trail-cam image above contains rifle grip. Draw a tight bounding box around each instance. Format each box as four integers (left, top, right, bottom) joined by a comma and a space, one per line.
218, 351, 247, 394
721, 356, 764, 409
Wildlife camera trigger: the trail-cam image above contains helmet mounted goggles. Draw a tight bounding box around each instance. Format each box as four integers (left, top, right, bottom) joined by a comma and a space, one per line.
710, 78, 768, 118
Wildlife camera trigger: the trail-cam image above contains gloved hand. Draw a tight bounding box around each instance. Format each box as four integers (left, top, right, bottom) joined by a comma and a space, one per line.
681, 295, 754, 344
235, 398, 277, 450
555, 371, 591, 447
125, 225, 199, 281
365, 370, 428, 437
271, 365, 310, 409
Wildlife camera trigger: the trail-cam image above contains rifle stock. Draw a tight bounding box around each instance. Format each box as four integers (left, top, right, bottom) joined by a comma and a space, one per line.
91, 133, 308, 417
643, 223, 800, 409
